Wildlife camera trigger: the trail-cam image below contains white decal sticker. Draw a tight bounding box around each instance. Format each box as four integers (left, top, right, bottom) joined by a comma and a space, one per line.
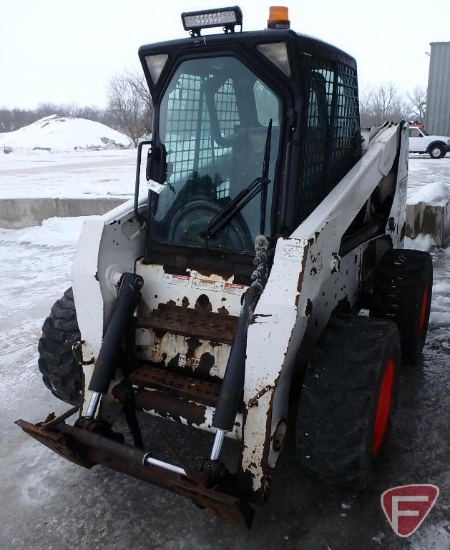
224, 283, 246, 296
192, 278, 224, 292
147, 179, 165, 194
163, 274, 190, 286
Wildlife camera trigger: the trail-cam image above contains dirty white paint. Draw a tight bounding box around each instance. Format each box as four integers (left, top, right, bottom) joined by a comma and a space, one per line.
240, 123, 408, 492
135, 329, 232, 378
136, 263, 246, 317
72, 198, 146, 416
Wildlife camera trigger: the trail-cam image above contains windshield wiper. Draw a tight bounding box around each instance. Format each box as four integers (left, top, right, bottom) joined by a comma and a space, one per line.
203, 120, 273, 240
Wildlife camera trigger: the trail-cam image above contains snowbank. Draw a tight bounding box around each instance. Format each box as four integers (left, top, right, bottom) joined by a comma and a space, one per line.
0, 216, 89, 247
0, 115, 131, 152
408, 181, 448, 205
408, 157, 450, 204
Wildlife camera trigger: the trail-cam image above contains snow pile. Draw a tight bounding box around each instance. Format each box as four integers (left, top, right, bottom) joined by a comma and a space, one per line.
408, 157, 450, 204
0, 115, 131, 152
0, 216, 89, 247
407, 181, 448, 205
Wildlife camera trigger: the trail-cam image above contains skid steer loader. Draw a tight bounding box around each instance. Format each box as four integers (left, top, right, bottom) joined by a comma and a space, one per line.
17, 6, 433, 528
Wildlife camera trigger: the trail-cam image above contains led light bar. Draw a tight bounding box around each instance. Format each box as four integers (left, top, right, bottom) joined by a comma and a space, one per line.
181, 6, 243, 36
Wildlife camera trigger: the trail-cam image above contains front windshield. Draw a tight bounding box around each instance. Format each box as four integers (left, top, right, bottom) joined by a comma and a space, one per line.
152, 56, 281, 253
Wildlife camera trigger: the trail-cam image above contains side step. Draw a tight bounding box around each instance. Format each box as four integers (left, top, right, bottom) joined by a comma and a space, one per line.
137, 303, 238, 344
112, 366, 242, 438
129, 365, 221, 407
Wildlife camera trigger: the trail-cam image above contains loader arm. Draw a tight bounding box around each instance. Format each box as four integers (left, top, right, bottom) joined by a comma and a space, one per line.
240, 122, 407, 496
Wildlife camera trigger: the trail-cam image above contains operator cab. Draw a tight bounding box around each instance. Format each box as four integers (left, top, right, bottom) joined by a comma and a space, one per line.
137, 6, 361, 268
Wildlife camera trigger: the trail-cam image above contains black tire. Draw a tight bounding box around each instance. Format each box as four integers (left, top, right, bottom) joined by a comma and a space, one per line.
296, 315, 401, 490
370, 249, 433, 365
38, 288, 83, 405
428, 143, 445, 159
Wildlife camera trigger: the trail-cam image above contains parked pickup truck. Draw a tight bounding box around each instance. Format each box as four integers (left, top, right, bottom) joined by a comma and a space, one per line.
409, 125, 450, 158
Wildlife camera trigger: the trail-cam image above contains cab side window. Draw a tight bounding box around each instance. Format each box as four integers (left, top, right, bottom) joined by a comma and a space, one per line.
297, 59, 360, 222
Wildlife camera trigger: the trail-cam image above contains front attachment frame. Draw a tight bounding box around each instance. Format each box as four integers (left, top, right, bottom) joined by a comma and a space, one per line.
15, 409, 254, 529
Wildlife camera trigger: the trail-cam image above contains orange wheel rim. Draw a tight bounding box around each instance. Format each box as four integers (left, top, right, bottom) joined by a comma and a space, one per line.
418, 282, 430, 335
372, 358, 395, 456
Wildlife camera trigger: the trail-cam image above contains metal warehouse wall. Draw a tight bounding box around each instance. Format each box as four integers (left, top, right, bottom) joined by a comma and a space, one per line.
425, 42, 450, 135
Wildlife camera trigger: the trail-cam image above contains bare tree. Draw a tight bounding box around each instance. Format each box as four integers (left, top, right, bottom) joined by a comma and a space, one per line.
36, 102, 74, 118
360, 82, 408, 127
358, 86, 372, 127
0, 108, 43, 132
407, 86, 427, 122
107, 72, 153, 145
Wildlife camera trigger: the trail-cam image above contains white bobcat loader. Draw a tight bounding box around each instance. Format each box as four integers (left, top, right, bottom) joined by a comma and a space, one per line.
17, 6, 433, 528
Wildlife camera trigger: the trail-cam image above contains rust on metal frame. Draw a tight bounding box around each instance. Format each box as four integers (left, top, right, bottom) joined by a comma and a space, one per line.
248, 384, 273, 408
15, 417, 94, 469
112, 382, 208, 426
15, 416, 254, 528
127, 365, 221, 406
137, 303, 238, 343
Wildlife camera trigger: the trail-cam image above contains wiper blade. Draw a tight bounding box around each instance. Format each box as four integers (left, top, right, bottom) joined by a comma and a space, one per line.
204, 120, 273, 240
203, 176, 265, 240
259, 118, 272, 235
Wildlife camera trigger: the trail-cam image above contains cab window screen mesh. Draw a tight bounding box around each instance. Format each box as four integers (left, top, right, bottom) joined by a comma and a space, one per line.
163, 72, 240, 198
215, 79, 240, 139
299, 58, 359, 221
214, 79, 240, 197
165, 74, 215, 184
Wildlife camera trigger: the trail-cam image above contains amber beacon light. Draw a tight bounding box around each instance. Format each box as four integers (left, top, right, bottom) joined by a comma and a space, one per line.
267, 6, 290, 29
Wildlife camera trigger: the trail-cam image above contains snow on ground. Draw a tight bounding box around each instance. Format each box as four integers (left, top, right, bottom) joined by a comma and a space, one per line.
0, 217, 85, 376
0, 148, 136, 199
0, 216, 87, 248
0, 116, 136, 199
404, 236, 450, 331
428, 245, 450, 330
0, 115, 131, 152
408, 155, 450, 203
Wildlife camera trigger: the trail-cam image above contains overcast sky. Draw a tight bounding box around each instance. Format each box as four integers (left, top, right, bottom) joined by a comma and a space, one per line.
1, 0, 449, 110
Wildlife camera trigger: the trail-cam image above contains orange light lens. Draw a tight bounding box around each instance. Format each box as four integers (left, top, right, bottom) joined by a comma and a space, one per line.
268, 6, 289, 23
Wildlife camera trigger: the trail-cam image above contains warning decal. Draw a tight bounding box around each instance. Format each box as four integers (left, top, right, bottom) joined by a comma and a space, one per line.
162, 274, 190, 287
192, 278, 224, 292
224, 283, 246, 296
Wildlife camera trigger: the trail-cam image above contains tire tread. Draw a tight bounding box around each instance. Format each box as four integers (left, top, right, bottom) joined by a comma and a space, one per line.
296, 314, 400, 489
38, 288, 83, 405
